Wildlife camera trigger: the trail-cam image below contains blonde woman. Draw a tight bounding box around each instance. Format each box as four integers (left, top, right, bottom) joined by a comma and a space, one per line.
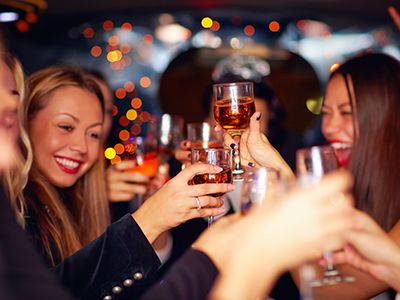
4, 64, 231, 299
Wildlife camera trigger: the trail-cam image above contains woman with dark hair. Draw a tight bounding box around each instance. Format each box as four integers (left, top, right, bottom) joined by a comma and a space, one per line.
225, 52, 400, 299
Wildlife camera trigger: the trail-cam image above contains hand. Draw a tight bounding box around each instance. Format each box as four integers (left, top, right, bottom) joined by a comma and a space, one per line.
132, 163, 234, 243
219, 112, 294, 180
331, 212, 400, 291
209, 171, 354, 300
389, 6, 400, 30
106, 160, 150, 202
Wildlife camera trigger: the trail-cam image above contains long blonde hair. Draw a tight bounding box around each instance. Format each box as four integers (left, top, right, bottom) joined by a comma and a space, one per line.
1, 53, 33, 225
16, 65, 109, 265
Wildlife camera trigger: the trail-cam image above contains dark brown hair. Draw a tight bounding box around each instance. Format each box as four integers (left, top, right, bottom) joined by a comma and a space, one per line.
332, 53, 400, 231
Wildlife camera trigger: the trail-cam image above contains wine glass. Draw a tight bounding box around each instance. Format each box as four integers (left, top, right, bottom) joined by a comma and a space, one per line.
155, 114, 184, 164
296, 145, 355, 286
240, 167, 281, 214
190, 148, 233, 227
123, 136, 159, 207
187, 122, 224, 149
213, 82, 255, 181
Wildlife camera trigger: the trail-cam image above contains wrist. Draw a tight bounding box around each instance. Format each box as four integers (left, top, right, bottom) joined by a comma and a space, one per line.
131, 206, 163, 244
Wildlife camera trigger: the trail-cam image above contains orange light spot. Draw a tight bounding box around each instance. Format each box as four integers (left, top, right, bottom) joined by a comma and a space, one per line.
140, 76, 151, 88
131, 97, 142, 109
103, 20, 114, 31
107, 50, 123, 62
111, 155, 122, 165
130, 124, 141, 135
121, 43, 131, 54
124, 81, 135, 92
108, 35, 119, 47
269, 21, 280, 32
112, 105, 118, 116
330, 63, 340, 73
296, 20, 307, 30
83, 27, 95, 38
143, 34, 154, 44
16, 20, 29, 32
90, 46, 102, 57
140, 111, 151, 122
124, 56, 132, 66
210, 20, 220, 31
119, 129, 130, 141
115, 88, 126, 99
114, 143, 125, 155
26, 13, 38, 23
244, 25, 255, 36
119, 116, 129, 127
121, 22, 133, 31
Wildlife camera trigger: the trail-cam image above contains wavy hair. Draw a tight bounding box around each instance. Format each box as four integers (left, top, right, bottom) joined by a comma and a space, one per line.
22, 66, 109, 265
331, 53, 400, 231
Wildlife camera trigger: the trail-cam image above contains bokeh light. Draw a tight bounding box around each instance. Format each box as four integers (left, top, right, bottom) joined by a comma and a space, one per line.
121, 43, 131, 54
119, 116, 130, 127
201, 17, 213, 28
126, 109, 138, 121
26, 13, 39, 23
244, 25, 255, 36
83, 27, 95, 38
112, 105, 118, 116
140, 111, 152, 122
108, 35, 119, 47
269, 21, 280, 32
114, 143, 125, 155
131, 97, 142, 109
131, 124, 141, 135
330, 63, 340, 73
306, 97, 323, 115
143, 34, 154, 44
103, 20, 114, 31
111, 155, 121, 165
121, 22, 133, 31
119, 129, 130, 141
115, 88, 126, 99
140, 76, 151, 88
104, 147, 116, 159
124, 81, 135, 92
107, 50, 123, 62
210, 21, 220, 31
90, 46, 102, 57
16, 20, 29, 32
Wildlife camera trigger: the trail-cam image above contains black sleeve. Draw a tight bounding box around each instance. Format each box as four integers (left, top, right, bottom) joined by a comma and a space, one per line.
54, 214, 161, 300
141, 249, 219, 300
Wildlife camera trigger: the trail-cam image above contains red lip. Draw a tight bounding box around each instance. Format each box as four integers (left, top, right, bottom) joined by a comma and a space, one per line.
327, 139, 352, 144
54, 156, 83, 175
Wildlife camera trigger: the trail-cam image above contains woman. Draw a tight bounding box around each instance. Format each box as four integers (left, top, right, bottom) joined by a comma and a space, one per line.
226, 52, 400, 299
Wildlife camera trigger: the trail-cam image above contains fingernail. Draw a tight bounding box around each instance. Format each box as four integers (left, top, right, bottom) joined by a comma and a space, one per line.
214, 166, 223, 172
216, 207, 225, 214
230, 143, 236, 149
187, 152, 191, 159
182, 141, 188, 147
248, 162, 255, 168
256, 112, 261, 121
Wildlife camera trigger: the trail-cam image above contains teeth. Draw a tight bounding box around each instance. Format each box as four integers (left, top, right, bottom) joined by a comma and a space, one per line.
330, 142, 352, 150
55, 157, 80, 169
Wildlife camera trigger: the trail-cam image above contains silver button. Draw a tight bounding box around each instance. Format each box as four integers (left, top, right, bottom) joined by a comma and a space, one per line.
123, 279, 133, 287
103, 296, 112, 300
112, 286, 122, 295
133, 272, 143, 280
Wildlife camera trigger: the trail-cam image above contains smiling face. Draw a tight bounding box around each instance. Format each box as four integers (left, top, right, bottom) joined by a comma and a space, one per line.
0, 59, 20, 171
28, 86, 103, 188
321, 74, 357, 167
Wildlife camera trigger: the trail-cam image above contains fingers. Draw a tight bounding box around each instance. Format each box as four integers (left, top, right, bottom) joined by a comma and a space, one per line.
109, 181, 148, 195
249, 112, 262, 139
113, 160, 137, 171
192, 206, 226, 218
193, 196, 224, 209
188, 183, 234, 197
178, 163, 224, 181
110, 170, 150, 184
175, 149, 191, 163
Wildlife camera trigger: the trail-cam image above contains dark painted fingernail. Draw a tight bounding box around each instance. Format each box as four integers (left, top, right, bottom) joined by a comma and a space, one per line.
256, 113, 261, 121
232, 150, 237, 156
248, 162, 255, 167
187, 152, 191, 159
230, 143, 236, 149
182, 141, 188, 147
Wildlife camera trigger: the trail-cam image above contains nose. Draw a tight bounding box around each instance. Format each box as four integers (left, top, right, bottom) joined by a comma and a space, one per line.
69, 132, 88, 154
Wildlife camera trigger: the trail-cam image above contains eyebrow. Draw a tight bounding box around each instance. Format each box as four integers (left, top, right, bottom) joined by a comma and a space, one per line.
57, 113, 103, 127
322, 102, 351, 109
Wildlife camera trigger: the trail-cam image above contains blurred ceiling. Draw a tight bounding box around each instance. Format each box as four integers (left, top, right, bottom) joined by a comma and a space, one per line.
45, 0, 398, 28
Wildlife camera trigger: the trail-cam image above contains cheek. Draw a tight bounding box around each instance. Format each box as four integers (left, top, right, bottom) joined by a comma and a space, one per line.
86, 141, 101, 165
344, 119, 355, 140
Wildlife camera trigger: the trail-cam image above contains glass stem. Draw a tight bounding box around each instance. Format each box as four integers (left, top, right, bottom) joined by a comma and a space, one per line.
232, 135, 242, 175
208, 216, 215, 227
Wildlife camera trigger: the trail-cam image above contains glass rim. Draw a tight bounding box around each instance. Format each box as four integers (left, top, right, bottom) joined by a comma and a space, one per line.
191, 147, 230, 153
212, 81, 253, 88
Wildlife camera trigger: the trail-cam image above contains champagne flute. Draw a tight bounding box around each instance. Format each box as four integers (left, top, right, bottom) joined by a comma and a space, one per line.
240, 167, 281, 214
213, 82, 255, 181
296, 145, 355, 286
190, 148, 233, 226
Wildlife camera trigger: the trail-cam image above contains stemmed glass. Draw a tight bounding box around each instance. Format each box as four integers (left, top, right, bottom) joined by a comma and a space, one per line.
190, 148, 233, 227
213, 82, 255, 181
296, 145, 355, 286
240, 167, 281, 214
